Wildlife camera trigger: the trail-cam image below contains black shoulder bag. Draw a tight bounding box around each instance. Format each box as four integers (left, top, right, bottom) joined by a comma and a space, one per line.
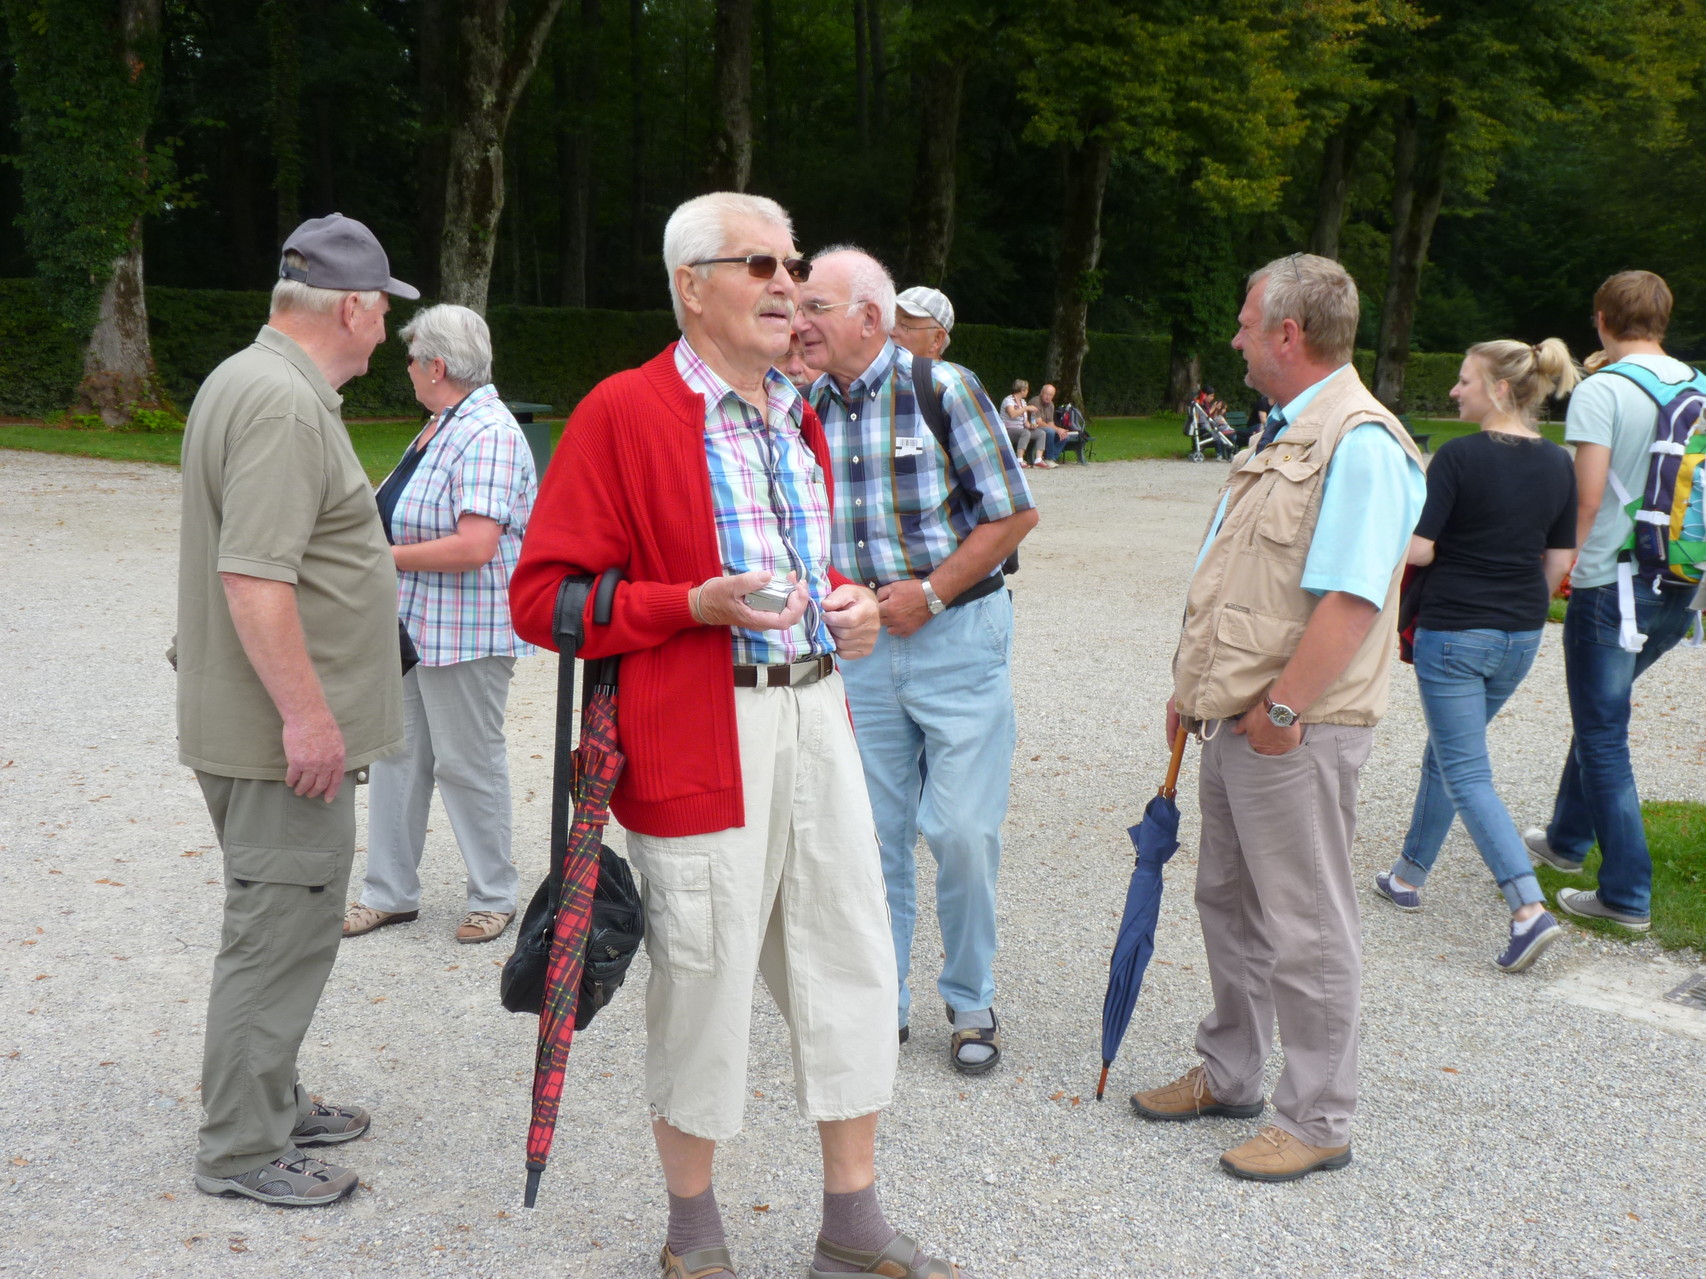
912, 356, 1020, 577
500, 569, 644, 1027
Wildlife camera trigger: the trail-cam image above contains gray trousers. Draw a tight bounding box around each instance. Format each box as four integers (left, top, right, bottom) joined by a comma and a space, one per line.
1192, 721, 1373, 1148
195, 771, 356, 1177
361, 655, 519, 914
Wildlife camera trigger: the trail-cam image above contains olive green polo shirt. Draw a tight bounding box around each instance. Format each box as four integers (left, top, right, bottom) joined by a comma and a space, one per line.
175, 325, 403, 779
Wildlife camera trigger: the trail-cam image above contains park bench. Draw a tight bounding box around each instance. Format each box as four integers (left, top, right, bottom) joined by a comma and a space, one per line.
1398, 413, 1432, 454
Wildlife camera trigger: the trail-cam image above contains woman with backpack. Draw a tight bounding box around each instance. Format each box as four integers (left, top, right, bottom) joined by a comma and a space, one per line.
1374, 338, 1580, 973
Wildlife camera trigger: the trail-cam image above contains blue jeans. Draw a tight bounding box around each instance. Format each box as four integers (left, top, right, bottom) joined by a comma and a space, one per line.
838, 588, 1016, 1026
1395, 628, 1545, 911
1547, 581, 1697, 916
1043, 428, 1084, 462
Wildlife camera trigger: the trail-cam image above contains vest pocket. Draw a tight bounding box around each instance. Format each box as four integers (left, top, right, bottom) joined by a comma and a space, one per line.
1254, 454, 1326, 547
1216, 604, 1307, 657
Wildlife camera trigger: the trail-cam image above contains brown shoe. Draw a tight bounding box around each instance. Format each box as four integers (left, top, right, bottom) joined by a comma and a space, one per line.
1130, 1064, 1264, 1122
660, 1243, 737, 1277
342, 903, 419, 938
455, 910, 515, 944
1219, 1125, 1352, 1182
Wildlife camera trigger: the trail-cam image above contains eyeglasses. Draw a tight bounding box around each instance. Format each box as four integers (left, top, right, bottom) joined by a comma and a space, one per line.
691, 254, 812, 283
801, 299, 866, 317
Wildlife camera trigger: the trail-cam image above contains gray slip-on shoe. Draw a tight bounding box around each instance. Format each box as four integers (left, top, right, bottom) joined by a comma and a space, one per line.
194, 1148, 358, 1207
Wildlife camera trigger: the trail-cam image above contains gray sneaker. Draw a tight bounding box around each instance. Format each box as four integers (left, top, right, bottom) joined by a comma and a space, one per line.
194, 1148, 358, 1206
1555, 888, 1650, 933
290, 1100, 370, 1146
1523, 827, 1586, 874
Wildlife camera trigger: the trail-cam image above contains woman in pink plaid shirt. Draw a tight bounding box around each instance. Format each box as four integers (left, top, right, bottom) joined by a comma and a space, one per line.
344, 304, 538, 946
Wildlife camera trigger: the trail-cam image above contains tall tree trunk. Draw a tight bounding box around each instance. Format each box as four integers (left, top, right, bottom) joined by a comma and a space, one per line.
75, 0, 166, 424
758, 0, 778, 164
868, 0, 885, 132
1043, 138, 1113, 410
1373, 97, 1455, 410
707, 0, 753, 190
628, 0, 648, 302
417, 0, 452, 297
265, 0, 302, 242
556, 0, 601, 307
1309, 107, 1371, 261
900, 55, 968, 286
853, 0, 869, 151
1165, 332, 1201, 414
439, 0, 566, 311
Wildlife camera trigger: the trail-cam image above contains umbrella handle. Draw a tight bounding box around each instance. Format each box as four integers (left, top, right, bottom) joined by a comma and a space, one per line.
1159, 725, 1188, 801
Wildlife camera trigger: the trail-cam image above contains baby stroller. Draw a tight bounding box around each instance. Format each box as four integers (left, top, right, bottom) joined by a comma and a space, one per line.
1184, 401, 1236, 462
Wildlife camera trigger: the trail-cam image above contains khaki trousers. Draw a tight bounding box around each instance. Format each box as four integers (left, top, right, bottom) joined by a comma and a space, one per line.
1192, 722, 1373, 1148
194, 772, 356, 1177
625, 673, 899, 1141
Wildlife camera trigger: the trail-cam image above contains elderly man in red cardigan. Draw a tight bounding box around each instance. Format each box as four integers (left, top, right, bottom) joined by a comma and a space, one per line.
512, 193, 977, 1279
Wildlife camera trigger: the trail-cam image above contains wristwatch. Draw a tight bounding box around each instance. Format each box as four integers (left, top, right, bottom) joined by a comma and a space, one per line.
1264, 693, 1299, 729
921, 579, 947, 616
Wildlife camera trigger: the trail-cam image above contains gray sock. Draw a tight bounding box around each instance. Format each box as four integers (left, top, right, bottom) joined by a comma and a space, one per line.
952, 1006, 996, 1066
814, 1185, 975, 1277
667, 1186, 726, 1260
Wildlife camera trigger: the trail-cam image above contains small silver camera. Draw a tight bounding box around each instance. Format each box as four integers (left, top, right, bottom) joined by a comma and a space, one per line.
744, 578, 795, 612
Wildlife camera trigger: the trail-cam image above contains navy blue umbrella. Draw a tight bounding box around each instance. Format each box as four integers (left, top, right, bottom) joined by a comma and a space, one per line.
1096, 726, 1189, 1101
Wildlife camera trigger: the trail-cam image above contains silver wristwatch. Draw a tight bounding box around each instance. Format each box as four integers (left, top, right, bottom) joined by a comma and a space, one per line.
1264, 693, 1299, 728
921, 579, 947, 615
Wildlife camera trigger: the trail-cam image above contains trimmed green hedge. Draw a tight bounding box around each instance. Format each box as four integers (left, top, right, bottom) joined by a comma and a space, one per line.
0, 278, 1471, 420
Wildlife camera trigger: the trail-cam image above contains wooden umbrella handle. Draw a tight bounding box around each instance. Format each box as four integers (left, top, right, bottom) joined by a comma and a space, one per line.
1158, 725, 1189, 800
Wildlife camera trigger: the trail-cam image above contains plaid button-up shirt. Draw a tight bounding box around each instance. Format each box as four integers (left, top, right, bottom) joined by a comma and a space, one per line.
675, 339, 835, 666
386, 383, 538, 666
811, 342, 1033, 586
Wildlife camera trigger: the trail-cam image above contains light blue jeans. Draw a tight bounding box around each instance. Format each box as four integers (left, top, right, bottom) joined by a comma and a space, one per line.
838, 588, 1016, 1027
1393, 627, 1545, 911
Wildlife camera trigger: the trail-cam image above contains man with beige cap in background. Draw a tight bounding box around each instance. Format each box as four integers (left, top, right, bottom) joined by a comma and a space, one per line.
174, 213, 416, 1206
890, 285, 956, 361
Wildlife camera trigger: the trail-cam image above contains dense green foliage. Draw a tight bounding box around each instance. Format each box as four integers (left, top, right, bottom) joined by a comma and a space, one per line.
0, 276, 1473, 419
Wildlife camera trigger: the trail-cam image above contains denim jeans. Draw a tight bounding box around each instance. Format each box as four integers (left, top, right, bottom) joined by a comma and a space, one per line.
1547, 581, 1697, 916
1043, 428, 1084, 462
1394, 628, 1545, 911
838, 588, 1016, 1026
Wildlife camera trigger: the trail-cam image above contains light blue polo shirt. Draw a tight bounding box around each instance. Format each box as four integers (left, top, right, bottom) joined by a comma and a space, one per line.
1194, 367, 1425, 606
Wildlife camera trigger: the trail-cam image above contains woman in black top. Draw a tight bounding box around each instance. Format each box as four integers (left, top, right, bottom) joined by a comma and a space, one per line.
1375, 338, 1580, 973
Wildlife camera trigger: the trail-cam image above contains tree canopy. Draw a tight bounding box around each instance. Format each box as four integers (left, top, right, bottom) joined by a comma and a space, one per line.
4, 0, 1706, 418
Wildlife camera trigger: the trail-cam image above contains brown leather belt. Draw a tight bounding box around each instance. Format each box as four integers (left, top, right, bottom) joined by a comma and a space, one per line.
733, 653, 837, 689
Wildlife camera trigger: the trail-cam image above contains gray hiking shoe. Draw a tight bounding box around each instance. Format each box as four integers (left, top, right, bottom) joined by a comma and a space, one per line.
194, 1148, 358, 1206
290, 1100, 371, 1146
1522, 827, 1586, 874
1555, 888, 1650, 933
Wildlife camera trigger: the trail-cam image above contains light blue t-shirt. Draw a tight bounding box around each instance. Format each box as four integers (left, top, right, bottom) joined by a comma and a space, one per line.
1194, 367, 1426, 607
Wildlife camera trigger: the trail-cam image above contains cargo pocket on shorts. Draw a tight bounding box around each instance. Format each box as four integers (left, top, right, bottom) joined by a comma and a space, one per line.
629, 846, 716, 977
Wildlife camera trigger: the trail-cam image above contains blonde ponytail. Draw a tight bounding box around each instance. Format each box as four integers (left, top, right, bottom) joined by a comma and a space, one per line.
1467, 337, 1583, 421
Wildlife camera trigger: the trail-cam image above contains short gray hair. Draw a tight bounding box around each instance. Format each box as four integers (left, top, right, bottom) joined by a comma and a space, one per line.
1248, 253, 1359, 365
270, 251, 383, 318
398, 304, 494, 388
814, 244, 896, 332
663, 192, 795, 329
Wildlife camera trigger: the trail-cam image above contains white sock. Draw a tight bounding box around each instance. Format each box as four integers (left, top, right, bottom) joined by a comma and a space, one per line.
952, 1008, 995, 1065
1512, 912, 1543, 934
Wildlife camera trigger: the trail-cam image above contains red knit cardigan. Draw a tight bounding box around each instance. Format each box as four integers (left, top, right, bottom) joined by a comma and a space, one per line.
510, 343, 852, 838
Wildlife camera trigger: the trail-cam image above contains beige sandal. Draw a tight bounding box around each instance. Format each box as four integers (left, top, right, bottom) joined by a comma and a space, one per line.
808, 1232, 969, 1278
342, 903, 418, 937
455, 910, 515, 944
660, 1243, 737, 1278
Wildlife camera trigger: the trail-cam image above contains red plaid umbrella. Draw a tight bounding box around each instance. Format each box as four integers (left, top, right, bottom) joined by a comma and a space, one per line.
524, 670, 624, 1208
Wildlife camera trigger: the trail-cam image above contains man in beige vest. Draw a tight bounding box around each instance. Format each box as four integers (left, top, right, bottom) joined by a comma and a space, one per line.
1131, 254, 1425, 1182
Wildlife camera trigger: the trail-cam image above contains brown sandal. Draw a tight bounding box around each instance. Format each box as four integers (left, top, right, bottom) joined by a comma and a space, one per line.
660, 1243, 737, 1278
808, 1232, 969, 1278
946, 1006, 1001, 1076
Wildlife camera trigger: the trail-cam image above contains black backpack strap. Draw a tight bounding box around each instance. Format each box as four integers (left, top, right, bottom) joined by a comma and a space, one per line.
912, 356, 953, 453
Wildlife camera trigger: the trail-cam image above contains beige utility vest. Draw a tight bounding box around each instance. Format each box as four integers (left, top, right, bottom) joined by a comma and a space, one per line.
1173, 367, 1422, 727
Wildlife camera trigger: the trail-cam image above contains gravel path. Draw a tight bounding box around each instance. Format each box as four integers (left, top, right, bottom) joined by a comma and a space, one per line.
2, 448, 1703, 1279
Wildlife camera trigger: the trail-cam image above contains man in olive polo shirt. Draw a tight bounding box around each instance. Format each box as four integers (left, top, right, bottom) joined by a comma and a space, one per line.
174, 213, 416, 1206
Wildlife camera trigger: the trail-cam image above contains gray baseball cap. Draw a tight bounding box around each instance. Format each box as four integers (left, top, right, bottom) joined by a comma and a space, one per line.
896, 286, 955, 331
280, 213, 419, 300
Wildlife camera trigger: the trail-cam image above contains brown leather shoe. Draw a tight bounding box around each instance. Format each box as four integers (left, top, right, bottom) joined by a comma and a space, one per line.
1219, 1125, 1352, 1182
1130, 1064, 1264, 1122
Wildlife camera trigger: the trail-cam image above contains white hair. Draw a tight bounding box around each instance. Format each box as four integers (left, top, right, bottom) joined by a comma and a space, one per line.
662, 192, 795, 329
269, 251, 383, 317
398, 303, 494, 388
814, 244, 896, 332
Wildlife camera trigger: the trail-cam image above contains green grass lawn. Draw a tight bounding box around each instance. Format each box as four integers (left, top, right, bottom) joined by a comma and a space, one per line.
0, 419, 566, 485
1529, 802, 1706, 951
1087, 414, 1566, 463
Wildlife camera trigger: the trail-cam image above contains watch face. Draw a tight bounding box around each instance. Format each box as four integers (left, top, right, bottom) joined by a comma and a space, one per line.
1268, 704, 1297, 728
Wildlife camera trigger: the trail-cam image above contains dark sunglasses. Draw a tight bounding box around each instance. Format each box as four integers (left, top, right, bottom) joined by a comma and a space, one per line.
691, 254, 811, 283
